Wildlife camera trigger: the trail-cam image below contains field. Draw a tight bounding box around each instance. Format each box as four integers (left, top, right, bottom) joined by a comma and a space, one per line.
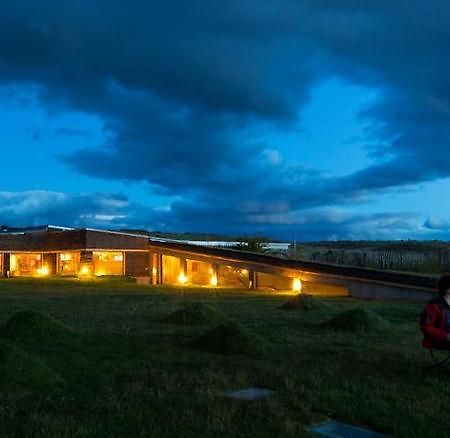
0, 278, 447, 437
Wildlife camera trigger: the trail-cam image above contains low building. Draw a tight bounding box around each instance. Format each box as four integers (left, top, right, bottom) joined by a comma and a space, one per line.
0, 227, 150, 278
0, 225, 438, 301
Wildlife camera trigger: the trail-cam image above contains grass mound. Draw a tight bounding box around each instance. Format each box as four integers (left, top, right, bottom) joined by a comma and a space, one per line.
279, 294, 331, 311
162, 302, 228, 326
321, 307, 389, 333
0, 340, 63, 394
191, 321, 268, 355
1, 311, 73, 341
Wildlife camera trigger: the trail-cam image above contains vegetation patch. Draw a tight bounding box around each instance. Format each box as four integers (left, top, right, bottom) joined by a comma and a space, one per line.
0, 278, 442, 436
1, 311, 73, 342
321, 307, 389, 333
279, 294, 331, 311
162, 302, 228, 326
191, 321, 268, 355
0, 340, 63, 394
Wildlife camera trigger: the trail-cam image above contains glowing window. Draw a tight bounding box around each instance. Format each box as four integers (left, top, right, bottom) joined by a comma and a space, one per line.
10, 253, 42, 277
93, 252, 124, 276
59, 252, 80, 276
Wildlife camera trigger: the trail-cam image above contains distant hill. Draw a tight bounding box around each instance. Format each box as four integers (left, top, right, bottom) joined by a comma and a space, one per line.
118, 229, 280, 242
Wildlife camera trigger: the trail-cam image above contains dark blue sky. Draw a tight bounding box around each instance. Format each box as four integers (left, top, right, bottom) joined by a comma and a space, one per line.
1, 1, 450, 240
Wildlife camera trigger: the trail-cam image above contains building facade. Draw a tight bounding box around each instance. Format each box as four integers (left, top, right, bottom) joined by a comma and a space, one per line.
0, 225, 438, 301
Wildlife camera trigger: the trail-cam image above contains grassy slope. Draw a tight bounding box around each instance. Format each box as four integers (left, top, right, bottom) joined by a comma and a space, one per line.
0, 278, 445, 437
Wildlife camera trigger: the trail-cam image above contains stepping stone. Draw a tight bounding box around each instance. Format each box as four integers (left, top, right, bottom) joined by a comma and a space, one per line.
224, 387, 276, 401
309, 420, 387, 437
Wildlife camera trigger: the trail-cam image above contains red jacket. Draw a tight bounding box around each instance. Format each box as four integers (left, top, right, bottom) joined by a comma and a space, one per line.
420, 297, 450, 350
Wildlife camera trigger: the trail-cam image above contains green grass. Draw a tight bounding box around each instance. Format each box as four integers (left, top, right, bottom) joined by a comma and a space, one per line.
191, 321, 269, 355
162, 301, 229, 326
279, 294, 332, 311
321, 307, 389, 333
0, 277, 445, 436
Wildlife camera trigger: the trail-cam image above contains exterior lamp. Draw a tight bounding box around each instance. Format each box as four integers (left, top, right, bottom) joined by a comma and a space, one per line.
37, 266, 50, 276
79, 265, 91, 277
293, 278, 302, 293
210, 274, 218, 287
177, 272, 188, 284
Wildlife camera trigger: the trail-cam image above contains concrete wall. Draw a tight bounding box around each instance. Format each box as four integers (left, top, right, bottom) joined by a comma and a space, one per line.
302, 280, 349, 297
297, 271, 432, 301
346, 279, 434, 301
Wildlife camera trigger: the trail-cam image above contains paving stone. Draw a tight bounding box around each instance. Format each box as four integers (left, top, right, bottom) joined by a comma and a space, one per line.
224, 387, 276, 401
309, 420, 387, 437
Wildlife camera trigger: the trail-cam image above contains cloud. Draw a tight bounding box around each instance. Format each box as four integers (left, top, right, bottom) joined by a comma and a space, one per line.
0, 191, 137, 229
0, 190, 438, 241
54, 127, 90, 137
1, 2, 450, 237
424, 217, 450, 232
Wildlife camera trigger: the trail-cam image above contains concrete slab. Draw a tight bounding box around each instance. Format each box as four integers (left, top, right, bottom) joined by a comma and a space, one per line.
309, 420, 387, 437
224, 387, 276, 401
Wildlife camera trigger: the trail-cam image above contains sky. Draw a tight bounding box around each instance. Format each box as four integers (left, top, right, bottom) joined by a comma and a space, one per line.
1, 1, 450, 241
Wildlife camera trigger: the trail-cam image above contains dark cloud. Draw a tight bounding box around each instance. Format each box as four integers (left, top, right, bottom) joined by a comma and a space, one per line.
0, 191, 135, 229
0, 190, 438, 241
1, 1, 450, 237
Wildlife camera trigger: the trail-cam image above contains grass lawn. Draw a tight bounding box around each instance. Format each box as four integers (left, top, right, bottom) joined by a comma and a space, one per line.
0, 278, 446, 437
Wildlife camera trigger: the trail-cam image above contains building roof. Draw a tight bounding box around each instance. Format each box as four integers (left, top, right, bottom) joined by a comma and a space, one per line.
0, 225, 75, 235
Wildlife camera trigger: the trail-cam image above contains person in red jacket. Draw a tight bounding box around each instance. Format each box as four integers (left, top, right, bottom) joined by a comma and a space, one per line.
420, 274, 450, 350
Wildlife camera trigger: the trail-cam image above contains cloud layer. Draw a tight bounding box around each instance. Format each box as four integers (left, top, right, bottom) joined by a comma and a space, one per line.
1, 1, 450, 238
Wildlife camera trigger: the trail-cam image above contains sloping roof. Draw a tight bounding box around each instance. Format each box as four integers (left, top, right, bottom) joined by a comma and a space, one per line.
148, 240, 438, 290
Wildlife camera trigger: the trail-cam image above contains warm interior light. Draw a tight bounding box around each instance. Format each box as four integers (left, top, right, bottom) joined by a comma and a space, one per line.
152, 267, 158, 276
113, 254, 123, 262
96, 271, 106, 277
293, 278, 302, 293
177, 272, 188, 284
208, 267, 214, 274
37, 266, 50, 276
79, 265, 91, 276
240, 269, 248, 275
210, 274, 218, 287
60, 253, 72, 261
10, 255, 17, 272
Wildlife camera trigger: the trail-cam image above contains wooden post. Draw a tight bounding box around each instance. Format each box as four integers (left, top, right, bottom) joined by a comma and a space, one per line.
157, 253, 163, 284
212, 263, 219, 286
2, 253, 10, 277
248, 269, 258, 290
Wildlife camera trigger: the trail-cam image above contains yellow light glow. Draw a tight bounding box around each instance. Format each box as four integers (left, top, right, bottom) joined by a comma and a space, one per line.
210, 274, 218, 287
10, 255, 17, 272
113, 254, 123, 262
241, 269, 248, 275
293, 278, 302, 293
60, 253, 72, 261
208, 267, 214, 274
96, 271, 106, 277
37, 266, 50, 276
152, 267, 158, 276
79, 265, 91, 276
177, 272, 188, 284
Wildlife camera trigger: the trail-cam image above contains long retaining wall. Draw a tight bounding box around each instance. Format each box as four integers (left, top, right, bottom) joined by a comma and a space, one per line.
149, 240, 438, 301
